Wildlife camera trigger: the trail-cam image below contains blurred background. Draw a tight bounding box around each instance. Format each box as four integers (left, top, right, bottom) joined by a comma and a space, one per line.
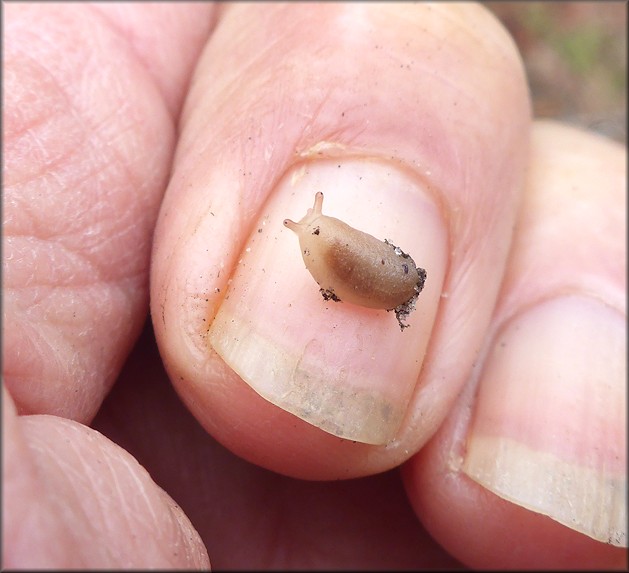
485, 1, 626, 144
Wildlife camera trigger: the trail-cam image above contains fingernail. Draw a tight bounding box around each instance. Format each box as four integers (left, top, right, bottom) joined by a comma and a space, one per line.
462, 296, 627, 547
208, 158, 447, 444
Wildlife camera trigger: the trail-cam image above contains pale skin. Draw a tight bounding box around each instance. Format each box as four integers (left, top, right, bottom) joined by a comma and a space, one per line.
3, 3, 626, 570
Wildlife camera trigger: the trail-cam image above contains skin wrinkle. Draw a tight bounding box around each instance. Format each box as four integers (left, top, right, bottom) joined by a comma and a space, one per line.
82, 109, 157, 206
4, 120, 80, 196
5, 280, 139, 417
14, 10, 115, 114
155, 185, 229, 343
6, 12, 170, 252
124, 457, 161, 532
171, 505, 206, 566
105, 455, 140, 542
180, 10, 320, 159
5, 51, 119, 169
7, 142, 152, 289
7, 237, 97, 289
3, 47, 70, 132
6, 132, 71, 190
212, 6, 304, 102
30, 360, 85, 417
24, 417, 188, 566
88, 6, 159, 92
170, 208, 235, 334
25, 422, 99, 554
423, 3, 518, 58
7, 157, 75, 230
13, 280, 140, 332
3, 97, 51, 148
298, 84, 345, 147
7, 171, 153, 292
95, 447, 156, 565
6, 256, 145, 313
88, 3, 216, 120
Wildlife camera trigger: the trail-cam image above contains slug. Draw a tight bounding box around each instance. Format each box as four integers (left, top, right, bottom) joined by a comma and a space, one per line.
283, 192, 427, 330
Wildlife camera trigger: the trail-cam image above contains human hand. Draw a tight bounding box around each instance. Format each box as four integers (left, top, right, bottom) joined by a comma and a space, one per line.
3, 3, 626, 569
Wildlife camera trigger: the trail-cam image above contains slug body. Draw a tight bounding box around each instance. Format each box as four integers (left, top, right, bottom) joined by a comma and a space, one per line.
283, 192, 427, 330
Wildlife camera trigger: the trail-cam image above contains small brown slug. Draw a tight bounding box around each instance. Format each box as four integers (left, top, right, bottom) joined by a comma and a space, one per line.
283, 192, 427, 330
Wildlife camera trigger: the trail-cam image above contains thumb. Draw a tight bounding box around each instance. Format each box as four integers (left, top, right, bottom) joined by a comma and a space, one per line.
151, 3, 530, 478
